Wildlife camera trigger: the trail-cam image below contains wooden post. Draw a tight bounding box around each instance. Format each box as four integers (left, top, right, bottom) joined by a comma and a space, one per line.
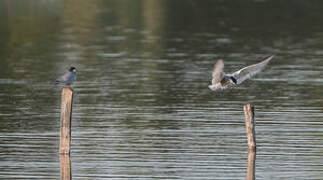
60, 87, 73, 155
243, 104, 256, 180
246, 149, 256, 180
60, 154, 71, 180
244, 104, 256, 150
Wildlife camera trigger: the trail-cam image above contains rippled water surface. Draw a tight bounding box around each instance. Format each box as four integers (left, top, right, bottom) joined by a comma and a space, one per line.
1, 0, 323, 179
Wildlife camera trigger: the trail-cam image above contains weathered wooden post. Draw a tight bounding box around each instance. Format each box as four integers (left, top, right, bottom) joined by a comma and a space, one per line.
60, 154, 71, 180
244, 104, 256, 150
60, 87, 73, 154
243, 104, 256, 180
246, 149, 256, 180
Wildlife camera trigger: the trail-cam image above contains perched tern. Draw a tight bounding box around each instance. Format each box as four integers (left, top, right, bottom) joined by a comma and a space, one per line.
55, 66, 77, 87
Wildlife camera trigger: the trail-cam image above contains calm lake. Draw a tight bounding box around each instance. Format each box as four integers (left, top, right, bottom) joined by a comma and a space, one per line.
1, 0, 323, 179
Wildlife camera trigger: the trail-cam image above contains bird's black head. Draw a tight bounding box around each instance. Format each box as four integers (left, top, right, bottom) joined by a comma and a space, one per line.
230, 77, 237, 84
69, 67, 76, 72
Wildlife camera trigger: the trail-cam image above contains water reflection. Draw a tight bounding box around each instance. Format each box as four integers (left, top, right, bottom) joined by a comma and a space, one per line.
1, 0, 323, 179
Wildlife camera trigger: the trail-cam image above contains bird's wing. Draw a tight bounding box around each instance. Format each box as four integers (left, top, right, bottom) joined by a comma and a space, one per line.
232, 55, 274, 84
212, 59, 225, 85
56, 71, 71, 83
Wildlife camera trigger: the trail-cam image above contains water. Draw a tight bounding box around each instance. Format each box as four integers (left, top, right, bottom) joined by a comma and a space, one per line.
1, 0, 323, 179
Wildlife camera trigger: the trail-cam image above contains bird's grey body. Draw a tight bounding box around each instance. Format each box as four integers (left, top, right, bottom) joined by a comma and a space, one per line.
209, 55, 274, 91
55, 67, 77, 86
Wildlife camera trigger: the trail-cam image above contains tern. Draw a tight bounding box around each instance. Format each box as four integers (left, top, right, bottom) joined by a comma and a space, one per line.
55, 67, 77, 87
209, 55, 274, 91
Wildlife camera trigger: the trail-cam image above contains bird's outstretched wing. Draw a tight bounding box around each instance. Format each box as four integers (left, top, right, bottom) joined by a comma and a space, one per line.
232, 55, 274, 84
212, 59, 224, 85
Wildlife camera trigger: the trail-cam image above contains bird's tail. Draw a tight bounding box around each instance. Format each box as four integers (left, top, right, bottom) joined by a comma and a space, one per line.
54, 80, 61, 85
